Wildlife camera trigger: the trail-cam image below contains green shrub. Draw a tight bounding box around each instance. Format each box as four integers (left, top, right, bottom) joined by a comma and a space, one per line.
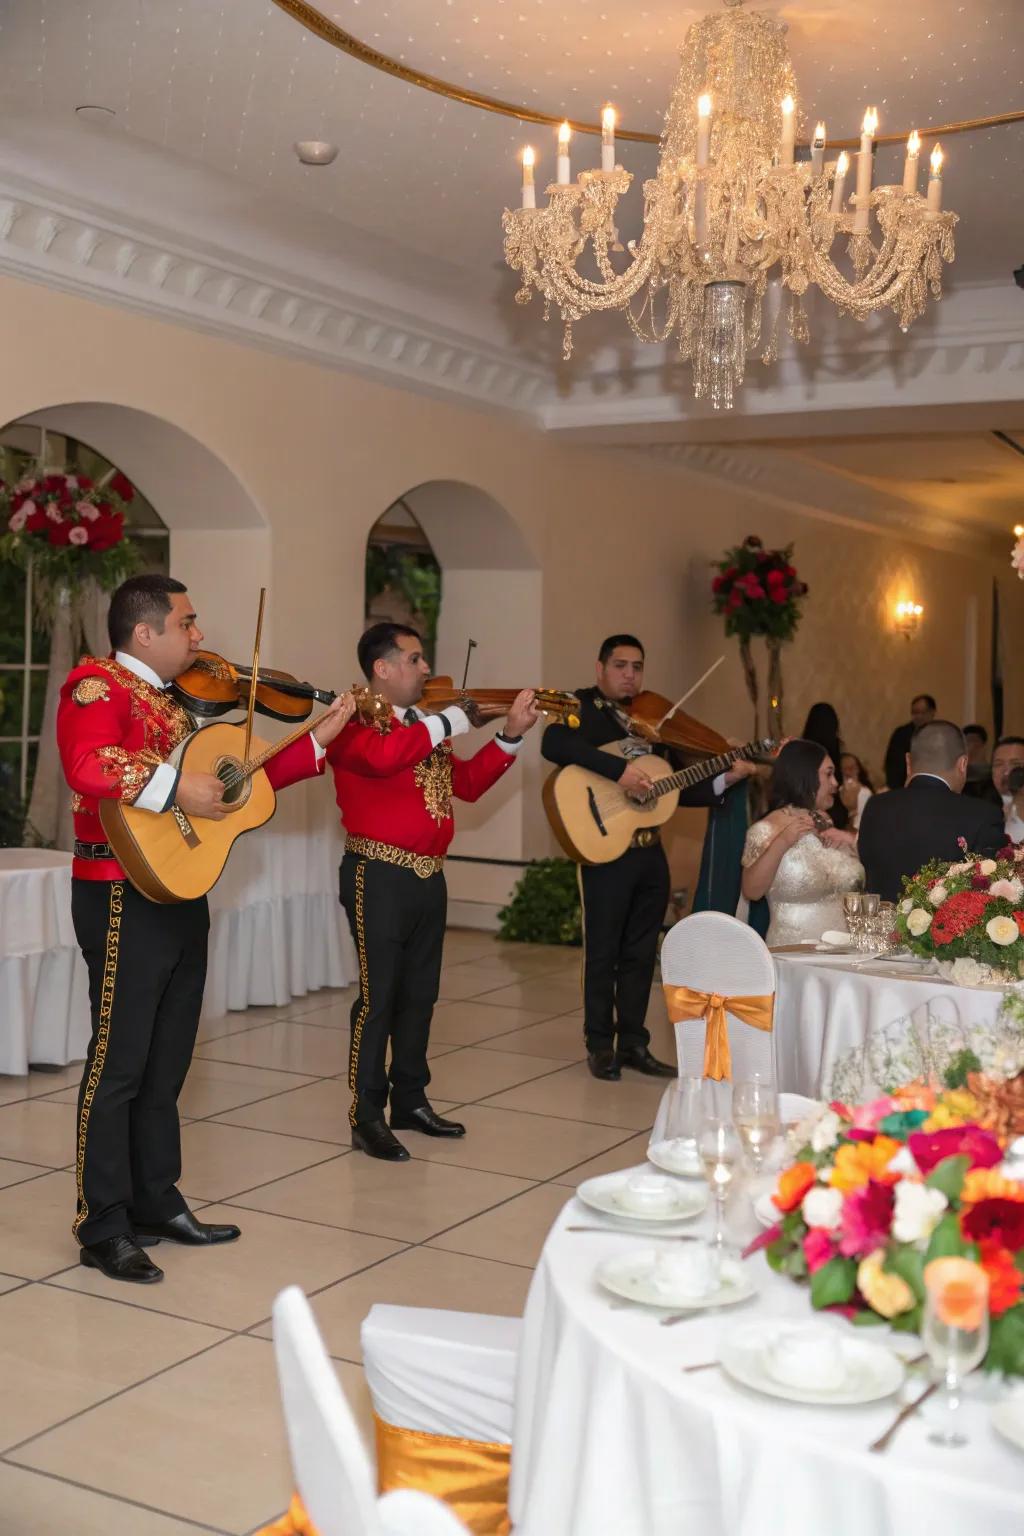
498, 858, 582, 946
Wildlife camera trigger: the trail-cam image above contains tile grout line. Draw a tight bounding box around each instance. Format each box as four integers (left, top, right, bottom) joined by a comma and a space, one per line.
0, 1457, 231, 1535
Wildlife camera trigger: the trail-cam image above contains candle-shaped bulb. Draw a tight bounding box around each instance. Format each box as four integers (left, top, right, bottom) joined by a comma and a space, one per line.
695, 92, 713, 170
522, 146, 535, 171
781, 95, 795, 118
779, 93, 796, 166
557, 120, 571, 185
601, 105, 616, 137
811, 120, 826, 176
836, 150, 849, 176
908, 129, 921, 157
601, 104, 616, 170
814, 121, 826, 145
927, 143, 944, 211
930, 144, 943, 176
862, 106, 879, 139
697, 93, 712, 119
1015, 524, 1024, 539
830, 149, 849, 214
903, 128, 921, 193
558, 121, 571, 149
521, 146, 536, 208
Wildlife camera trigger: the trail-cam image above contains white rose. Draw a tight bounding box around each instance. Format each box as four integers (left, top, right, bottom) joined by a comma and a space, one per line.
900, 898, 914, 914
950, 956, 984, 987
990, 878, 1024, 903
817, 1164, 834, 1183
892, 1180, 948, 1243
987, 915, 1019, 947
907, 908, 933, 936
980, 860, 998, 877
810, 1108, 841, 1153
802, 1186, 843, 1231
887, 1146, 918, 1177
929, 885, 948, 907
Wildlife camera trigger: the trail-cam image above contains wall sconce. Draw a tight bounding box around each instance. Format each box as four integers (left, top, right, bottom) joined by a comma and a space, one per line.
895, 600, 923, 639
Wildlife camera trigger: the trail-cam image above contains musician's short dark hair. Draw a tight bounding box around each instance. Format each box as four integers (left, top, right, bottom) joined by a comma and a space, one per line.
767, 738, 827, 814
358, 621, 423, 680
598, 634, 645, 664
964, 723, 988, 744
107, 575, 188, 649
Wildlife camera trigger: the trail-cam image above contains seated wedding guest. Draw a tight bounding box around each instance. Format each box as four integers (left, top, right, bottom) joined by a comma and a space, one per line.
991, 736, 1024, 844
741, 739, 862, 946
858, 721, 1005, 902
883, 693, 936, 789
838, 751, 874, 830
800, 701, 850, 829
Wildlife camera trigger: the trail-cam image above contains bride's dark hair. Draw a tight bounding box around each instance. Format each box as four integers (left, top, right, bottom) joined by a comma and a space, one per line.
767, 738, 828, 814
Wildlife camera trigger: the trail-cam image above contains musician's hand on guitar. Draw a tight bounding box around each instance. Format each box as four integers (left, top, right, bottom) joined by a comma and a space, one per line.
619, 761, 655, 802
723, 758, 758, 786
177, 772, 227, 821
505, 689, 542, 736
311, 691, 356, 748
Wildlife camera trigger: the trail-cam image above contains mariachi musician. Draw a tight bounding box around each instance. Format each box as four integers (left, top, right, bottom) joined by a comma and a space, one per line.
327, 621, 542, 1162
57, 574, 353, 1284
541, 634, 757, 1081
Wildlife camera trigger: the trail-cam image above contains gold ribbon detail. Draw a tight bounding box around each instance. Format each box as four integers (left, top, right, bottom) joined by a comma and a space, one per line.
254, 1493, 319, 1536
375, 1413, 511, 1536
663, 984, 774, 1082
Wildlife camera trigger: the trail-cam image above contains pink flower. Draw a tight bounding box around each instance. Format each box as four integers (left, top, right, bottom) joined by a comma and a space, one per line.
990, 879, 1023, 902
75, 499, 100, 521
908, 1124, 1003, 1175
7, 508, 27, 532
838, 1180, 895, 1258
851, 1096, 897, 1132
45, 503, 63, 524
68, 525, 89, 545
803, 1228, 835, 1273
64, 474, 78, 490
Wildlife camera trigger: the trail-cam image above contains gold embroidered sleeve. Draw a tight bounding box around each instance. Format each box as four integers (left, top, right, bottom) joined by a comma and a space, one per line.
94, 746, 163, 804
72, 677, 110, 706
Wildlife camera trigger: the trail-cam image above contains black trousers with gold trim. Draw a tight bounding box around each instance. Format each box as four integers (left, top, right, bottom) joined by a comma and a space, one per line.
339, 853, 446, 1127
579, 843, 669, 1053
70, 878, 210, 1247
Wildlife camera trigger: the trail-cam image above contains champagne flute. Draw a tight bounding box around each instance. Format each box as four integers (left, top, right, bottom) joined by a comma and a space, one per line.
922, 1260, 989, 1447
842, 890, 863, 947
733, 1077, 782, 1177
698, 1117, 741, 1252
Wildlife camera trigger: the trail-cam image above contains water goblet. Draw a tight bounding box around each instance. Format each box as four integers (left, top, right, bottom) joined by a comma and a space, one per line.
733, 1077, 781, 1177
922, 1259, 990, 1447
861, 892, 881, 917
649, 1075, 705, 1172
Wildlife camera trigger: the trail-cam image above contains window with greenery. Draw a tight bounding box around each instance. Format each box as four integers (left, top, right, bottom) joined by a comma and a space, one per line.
365, 498, 441, 663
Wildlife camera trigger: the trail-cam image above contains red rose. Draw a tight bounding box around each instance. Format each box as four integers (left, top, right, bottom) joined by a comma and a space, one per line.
47, 520, 72, 547
769, 589, 789, 604
971, 874, 991, 890
961, 1198, 1024, 1251
783, 564, 797, 578
908, 1124, 1003, 1175
88, 512, 125, 553
1014, 913, 1024, 936
726, 590, 743, 613
26, 509, 47, 533
930, 890, 993, 945
712, 574, 729, 594
77, 475, 93, 491
109, 471, 135, 503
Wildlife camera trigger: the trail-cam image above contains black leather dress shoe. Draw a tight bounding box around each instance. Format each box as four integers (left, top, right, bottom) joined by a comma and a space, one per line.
134, 1209, 241, 1245
617, 1046, 675, 1077
587, 1049, 621, 1081
352, 1119, 410, 1161
79, 1235, 164, 1284
391, 1105, 466, 1138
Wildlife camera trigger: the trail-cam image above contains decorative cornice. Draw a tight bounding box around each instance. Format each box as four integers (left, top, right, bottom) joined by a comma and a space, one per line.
0, 175, 549, 416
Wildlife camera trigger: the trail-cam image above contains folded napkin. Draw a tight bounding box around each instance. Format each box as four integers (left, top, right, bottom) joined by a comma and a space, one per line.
820, 930, 852, 948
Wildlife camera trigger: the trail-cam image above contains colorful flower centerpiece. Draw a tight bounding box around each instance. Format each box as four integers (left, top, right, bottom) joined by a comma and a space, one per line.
754, 1064, 1024, 1374
895, 842, 1024, 986
0, 468, 140, 613
710, 535, 808, 739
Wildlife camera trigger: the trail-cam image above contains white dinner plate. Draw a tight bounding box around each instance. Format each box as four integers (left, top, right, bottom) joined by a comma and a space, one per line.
991, 1398, 1024, 1454
753, 1190, 782, 1228
720, 1319, 905, 1405
596, 1249, 757, 1311
647, 1139, 704, 1179
576, 1171, 708, 1223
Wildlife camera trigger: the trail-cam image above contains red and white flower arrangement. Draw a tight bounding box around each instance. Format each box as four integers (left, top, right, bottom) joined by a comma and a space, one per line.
0, 467, 140, 598
896, 841, 1024, 985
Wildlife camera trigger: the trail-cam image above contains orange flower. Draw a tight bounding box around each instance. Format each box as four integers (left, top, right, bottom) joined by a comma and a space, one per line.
979, 1240, 1024, 1317
924, 1257, 989, 1332
773, 1161, 817, 1214
829, 1135, 902, 1193
961, 1168, 1024, 1207
892, 1080, 937, 1113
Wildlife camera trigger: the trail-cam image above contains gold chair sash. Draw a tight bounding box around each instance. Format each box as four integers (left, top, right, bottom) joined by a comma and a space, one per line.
254, 1493, 319, 1536
662, 984, 774, 1082
375, 1413, 511, 1536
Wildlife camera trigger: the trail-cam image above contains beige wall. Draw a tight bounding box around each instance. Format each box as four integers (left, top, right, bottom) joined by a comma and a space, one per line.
5, 274, 1020, 915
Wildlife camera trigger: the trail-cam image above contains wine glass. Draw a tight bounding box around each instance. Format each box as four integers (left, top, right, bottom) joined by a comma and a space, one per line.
650, 1076, 705, 1173
733, 1076, 782, 1178
842, 891, 863, 947
861, 892, 881, 917
698, 1117, 742, 1251
922, 1261, 990, 1447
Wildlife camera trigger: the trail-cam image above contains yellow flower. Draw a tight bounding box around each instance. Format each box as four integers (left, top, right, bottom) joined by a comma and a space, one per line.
924, 1090, 979, 1131
961, 1168, 1024, 1206
830, 1135, 902, 1192
857, 1249, 916, 1319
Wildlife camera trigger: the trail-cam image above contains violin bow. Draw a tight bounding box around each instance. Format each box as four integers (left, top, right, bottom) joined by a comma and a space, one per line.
243, 588, 267, 762
654, 655, 725, 731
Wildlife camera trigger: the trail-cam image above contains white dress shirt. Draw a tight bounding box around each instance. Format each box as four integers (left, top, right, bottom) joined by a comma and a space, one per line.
397, 702, 523, 755
1003, 794, 1024, 845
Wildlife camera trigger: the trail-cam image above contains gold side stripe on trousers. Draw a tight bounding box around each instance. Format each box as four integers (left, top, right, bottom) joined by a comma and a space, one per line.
348, 859, 369, 1127
72, 880, 123, 1239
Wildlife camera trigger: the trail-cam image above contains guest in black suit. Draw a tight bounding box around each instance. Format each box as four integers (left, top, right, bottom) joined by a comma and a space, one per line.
859, 721, 1006, 902
883, 693, 937, 790
962, 723, 992, 799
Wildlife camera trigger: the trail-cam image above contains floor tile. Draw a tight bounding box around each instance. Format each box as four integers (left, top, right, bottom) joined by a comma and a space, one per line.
0, 1171, 79, 1279
482, 1061, 666, 1130
0, 1272, 26, 1295
52, 1203, 403, 1332
256, 1247, 531, 1363
436, 964, 530, 1001
0, 1065, 84, 1106
196, 1008, 286, 1043
403, 1105, 629, 1180
478, 1015, 584, 1060
0, 1155, 54, 1190
178, 1059, 318, 1119
0, 1284, 225, 1451
429, 1183, 573, 1268
438, 933, 504, 964
0, 1464, 213, 1536
468, 977, 583, 1013
209, 1079, 364, 1145
180, 1121, 337, 1203
0, 1100, 77, 1169
194, 1019, 348, 1077
229, 1155, 532, 1243
13, 1335, 292, 1535
550, 1131, 652, 1185
428, 999, 551, 1046
423, 1046, 561, 1103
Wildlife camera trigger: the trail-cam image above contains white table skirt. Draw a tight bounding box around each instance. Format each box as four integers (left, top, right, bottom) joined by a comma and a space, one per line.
773, 954, 1007, 1102
509, 1191, 1024, 1536
0, 784, 357, 1074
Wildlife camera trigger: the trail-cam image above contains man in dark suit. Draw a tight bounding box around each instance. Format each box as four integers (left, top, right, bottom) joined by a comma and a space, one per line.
541, 634, 756, 1081
883, 693, 937, 790
859, 721, 1006, 902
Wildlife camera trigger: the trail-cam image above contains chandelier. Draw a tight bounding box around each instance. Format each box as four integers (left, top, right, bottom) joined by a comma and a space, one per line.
501, 0, 958, 410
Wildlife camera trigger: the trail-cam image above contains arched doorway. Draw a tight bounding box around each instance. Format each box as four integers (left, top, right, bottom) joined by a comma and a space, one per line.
365, 498, 442, 664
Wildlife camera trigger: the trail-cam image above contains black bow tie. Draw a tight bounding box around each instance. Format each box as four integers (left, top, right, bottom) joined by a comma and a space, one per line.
403, 708, 418, 725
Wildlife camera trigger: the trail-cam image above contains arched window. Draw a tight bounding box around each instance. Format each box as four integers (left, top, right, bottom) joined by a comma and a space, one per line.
364, 497, 442, 664
0, 422, 169, 844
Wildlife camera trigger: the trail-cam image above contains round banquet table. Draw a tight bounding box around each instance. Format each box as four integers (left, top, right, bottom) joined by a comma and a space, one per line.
0, 848, 91, 1074
508, 1185, 1024, 1536
772, 951, 1008, 1101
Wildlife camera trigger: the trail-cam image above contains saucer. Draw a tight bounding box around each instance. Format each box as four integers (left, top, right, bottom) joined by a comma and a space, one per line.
992, 1398, 1024, 1454
720, 1319, 904, 1405
647, 1138, 704, 1179
596, 1249, 756, 1311
576, 1170, 708, 1223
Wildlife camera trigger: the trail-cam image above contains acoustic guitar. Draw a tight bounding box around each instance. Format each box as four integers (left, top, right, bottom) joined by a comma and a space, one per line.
543, 737, 777, 865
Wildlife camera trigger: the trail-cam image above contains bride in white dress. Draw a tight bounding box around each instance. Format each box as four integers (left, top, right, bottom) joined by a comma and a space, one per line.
742, 739, 864, 946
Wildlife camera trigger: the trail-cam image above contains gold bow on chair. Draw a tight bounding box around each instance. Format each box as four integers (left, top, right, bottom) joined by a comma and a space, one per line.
662, 985, 774, 1082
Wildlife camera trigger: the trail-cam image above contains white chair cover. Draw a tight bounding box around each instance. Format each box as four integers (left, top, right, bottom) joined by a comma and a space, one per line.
271, 1286, 470, 1536
779, 1091, 820, 1123
361, 1305, 520, 1445
653, 911, 777, 1123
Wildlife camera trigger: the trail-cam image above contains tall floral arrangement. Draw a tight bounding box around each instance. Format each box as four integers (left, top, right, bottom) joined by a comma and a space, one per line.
896, 841, 1024, 986
711, 534, 808, 736
0, 468, 140, 618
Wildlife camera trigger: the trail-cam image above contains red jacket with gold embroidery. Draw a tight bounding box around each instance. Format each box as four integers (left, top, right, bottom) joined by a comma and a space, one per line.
326, 715, 515, 857
57, 655, 324, 883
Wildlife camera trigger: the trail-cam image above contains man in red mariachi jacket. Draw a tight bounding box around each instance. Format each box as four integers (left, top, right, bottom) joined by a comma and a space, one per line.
328, 622, 541, 1160
57, 574, 353, 1284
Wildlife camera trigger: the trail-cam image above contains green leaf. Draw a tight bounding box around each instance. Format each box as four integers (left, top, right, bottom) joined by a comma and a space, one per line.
924, 1213, 968, 1265
986, 1307, 1024, 1377
882, 1245, 925, 1304
809, 1256, 857, 1309
851, 1309, 888, 1327
925, 1155, 971, 1202
889, 1305, 923, 1334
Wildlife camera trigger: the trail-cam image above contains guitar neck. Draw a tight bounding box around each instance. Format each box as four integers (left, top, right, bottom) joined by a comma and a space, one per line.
652, 742, 755, 799
237, 712, 329, 781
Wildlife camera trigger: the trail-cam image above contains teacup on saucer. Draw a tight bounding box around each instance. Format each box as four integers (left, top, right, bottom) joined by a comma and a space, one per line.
649, 1244, 719, 1301
766, 1326, 846, 1391
620, 1172, 677, 1214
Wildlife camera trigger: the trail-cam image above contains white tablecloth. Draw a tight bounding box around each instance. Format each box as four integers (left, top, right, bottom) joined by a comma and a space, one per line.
509, 1189, 1024, 1536
0, 782, 356, 1074
773, 953, 1008, 1102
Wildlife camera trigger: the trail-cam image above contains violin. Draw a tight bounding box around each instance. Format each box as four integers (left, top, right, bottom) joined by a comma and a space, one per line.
172, 650, 337, 723
622, 691, 730, 757
353, 676, 581, 729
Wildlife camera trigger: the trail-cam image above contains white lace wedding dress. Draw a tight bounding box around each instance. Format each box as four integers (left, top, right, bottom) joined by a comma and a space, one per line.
742, 821, 864, 946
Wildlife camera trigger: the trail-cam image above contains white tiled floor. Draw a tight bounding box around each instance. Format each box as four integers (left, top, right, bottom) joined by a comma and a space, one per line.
0, 931, 671, 1535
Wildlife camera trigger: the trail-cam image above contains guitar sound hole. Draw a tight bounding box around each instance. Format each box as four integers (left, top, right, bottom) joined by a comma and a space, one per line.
215, 757, 248, 807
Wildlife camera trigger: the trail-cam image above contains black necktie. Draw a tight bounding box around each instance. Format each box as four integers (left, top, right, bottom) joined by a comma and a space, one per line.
404, 708, 418, 725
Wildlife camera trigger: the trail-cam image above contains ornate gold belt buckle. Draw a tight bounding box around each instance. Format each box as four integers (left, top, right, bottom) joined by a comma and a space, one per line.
412, 854, 438, 879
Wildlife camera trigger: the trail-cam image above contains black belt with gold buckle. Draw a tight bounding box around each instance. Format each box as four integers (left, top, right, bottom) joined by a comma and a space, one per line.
74, 840, 114, 860
631, 828, 660, 849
